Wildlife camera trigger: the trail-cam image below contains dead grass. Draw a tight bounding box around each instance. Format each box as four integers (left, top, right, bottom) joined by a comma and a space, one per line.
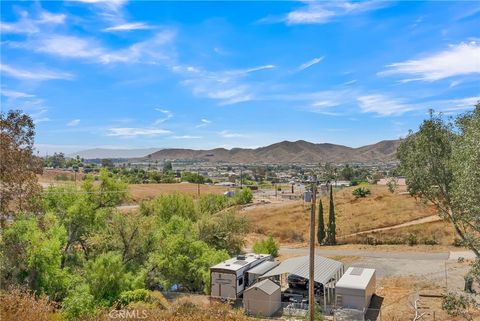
0, 288, 57, 321
343, 220, 456, 246
128, 183, 230, 202
242, 185, 446, 245
377, 277, 480, 321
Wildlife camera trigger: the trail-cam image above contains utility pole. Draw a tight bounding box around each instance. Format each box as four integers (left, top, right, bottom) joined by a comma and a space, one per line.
309, 176, 317, 321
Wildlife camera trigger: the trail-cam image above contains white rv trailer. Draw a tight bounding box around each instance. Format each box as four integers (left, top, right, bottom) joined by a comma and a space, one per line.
210, 253, 272, 299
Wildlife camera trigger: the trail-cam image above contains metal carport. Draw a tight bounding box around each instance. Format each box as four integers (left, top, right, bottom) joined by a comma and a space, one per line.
260, 255, 344, 312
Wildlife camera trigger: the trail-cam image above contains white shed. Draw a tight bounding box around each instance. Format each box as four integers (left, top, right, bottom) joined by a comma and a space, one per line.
335, 267, 376, 313
243, 279, 281, 317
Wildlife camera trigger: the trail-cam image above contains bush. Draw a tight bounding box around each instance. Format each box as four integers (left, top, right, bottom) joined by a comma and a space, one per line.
442, 292, 475, 320
352, 187, 371, 198
199, 194, 229, 215
252, 235, 279, 257
118, 289, 168, 309
232, 188, 253, 205
0, 287, 55, 321
406, 233, 417, 246
62, 283, 95, 320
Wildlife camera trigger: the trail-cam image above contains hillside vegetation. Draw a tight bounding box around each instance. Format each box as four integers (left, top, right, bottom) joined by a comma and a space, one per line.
243, 185, 453, 245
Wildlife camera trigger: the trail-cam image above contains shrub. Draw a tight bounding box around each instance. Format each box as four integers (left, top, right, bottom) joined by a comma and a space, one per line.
62, 283, 95, 320
0, 287, 55, 321
406, 233, 417, 246
199, 194, 229, 215
252, 235, 279, 257
117, 289, 168, 309
232, 188, 253, 205
442, 292, 475, 320
352, 187, 371, 198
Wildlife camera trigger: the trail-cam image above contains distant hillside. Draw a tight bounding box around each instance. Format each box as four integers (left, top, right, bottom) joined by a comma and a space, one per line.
70, 148, 161, 159
141, 140, 401, 164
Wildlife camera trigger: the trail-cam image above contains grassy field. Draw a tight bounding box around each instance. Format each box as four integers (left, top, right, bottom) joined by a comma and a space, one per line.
129, 183, 230, 202
242, 185, 454, 245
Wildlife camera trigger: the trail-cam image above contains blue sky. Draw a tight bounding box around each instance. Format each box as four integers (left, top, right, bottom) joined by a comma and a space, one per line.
1, 0, 479, 154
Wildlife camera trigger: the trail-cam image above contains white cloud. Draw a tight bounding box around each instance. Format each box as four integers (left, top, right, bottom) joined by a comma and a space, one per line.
283, 1, 388, 25
0, 63, 73, 81
195, 118, 212, 128
0, 9, 66, 34
171, 135, 202, 139
1, 89, 35, 98
6, 30, 176, 64
379, 42, 480, 82
103, 22, 153, 32
30, 109, 51, 124
154, 108, 173, 124
298, 56, 324, 71
358, 94, 414, 116
67, 119, 81, 127
218, 130, 245, 138
107, 127, 172, 137
175, 64, 274, 105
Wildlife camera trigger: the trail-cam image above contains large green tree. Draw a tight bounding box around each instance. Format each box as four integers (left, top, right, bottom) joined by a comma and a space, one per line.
317, 199, 325, 244
397, 105, 480, 257
326, 186, 336, 245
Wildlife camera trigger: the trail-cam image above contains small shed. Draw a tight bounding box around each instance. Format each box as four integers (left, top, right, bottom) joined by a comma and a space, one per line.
335, 267, 376, 313
243, 279, 281, 317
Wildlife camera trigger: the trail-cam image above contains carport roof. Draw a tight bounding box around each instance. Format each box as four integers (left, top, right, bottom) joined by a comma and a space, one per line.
261, 255, 343, 285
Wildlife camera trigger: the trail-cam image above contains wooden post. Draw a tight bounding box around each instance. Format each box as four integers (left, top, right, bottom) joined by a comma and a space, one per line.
309, 178, 317, 321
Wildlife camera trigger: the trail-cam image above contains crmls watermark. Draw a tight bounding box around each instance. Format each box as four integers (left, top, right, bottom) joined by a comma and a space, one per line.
108, 309, 148, 319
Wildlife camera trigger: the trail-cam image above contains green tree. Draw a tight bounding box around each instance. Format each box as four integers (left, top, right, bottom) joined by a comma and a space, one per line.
197, 211, 249, 255
340, 164, 354, 181
317, 199, 325, 245
232, 188, 253, 205
139, 194, 198, 222
252, 234, 279, 258
199, 194, 229, 215
326, 187, 336, 245
0, 213, 71, 300
397, 106, 480, 257
85, 252, 138, 306
163, 161, 173, 172
146, 216, 228, 293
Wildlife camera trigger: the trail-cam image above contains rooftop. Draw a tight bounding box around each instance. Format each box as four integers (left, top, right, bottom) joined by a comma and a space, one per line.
245, 279, 280, 295
210, 253, 271, 272
261, 255, 344, 285
336, 267, 376, 290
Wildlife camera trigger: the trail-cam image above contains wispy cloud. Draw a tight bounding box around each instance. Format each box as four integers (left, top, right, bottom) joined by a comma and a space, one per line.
103, 22, 153, 32
195, 118, 211, 128
154, 108, 173, 124
358, 94, 414, 116
171, 135, 202, 139
67, 119, 81, 127
218, 130, 245, 138
6, 30, 176, 65
379, 42, 480, 82
0, 63, 73, 81
30, 109, 51, 124
1, 89, 35, 98
298, 56, 324, 71
0, 9, 66, 34
265, 1, 388, 25
107, 127, 172, 137
175, 64, 274, 105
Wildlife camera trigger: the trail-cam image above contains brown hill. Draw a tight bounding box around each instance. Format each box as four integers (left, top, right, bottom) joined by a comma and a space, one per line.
142, 139, 400, 164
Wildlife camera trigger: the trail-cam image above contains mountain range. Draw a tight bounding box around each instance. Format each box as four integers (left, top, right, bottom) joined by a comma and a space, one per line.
139, 139, 401, 164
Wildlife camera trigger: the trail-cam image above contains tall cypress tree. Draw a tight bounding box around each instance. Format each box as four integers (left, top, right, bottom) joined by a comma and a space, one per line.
317, 199, 325, 244
327, 186, 336, 245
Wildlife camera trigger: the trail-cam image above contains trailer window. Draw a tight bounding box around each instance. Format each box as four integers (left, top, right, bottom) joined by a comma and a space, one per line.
238, 277, 243, 286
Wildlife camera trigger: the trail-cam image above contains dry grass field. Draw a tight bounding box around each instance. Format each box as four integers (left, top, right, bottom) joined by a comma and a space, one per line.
129, 183, 230, 202
242, 185, 454, 245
